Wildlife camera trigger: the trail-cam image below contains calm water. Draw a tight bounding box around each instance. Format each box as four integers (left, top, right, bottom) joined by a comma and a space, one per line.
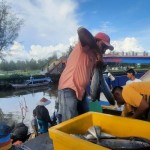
0, 84, 58, 132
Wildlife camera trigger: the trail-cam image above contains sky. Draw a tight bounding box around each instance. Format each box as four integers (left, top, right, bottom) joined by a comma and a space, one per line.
3, 0, 150, 61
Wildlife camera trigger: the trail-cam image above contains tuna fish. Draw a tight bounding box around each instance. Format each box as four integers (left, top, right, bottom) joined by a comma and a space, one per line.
70, 126, 150, 149
90, 68, 101, 101
98, 139, 150, 150
90, 66, 115, 105
87, 126, 101, 143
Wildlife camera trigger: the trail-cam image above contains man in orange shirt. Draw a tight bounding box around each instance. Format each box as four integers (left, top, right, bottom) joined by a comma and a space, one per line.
58, 27, 114, 122
112, 82, 150, 119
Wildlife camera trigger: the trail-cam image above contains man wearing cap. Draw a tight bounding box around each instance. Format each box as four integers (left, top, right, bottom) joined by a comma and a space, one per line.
58, 27, 114, 122
0, 123, 12, 150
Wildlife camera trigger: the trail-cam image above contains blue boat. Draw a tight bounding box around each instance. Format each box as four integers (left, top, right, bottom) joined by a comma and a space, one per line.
11, 77, 52, 89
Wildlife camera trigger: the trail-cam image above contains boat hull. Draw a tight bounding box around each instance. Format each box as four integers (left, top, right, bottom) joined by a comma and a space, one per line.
11, 81, 50, 89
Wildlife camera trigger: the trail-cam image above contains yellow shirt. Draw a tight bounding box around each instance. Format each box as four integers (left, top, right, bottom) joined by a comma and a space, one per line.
123, 81, 150, 106
121, 82, 150, 116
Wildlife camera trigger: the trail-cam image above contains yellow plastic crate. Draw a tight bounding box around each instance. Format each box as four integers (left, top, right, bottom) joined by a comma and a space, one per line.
49, 112, 150, 150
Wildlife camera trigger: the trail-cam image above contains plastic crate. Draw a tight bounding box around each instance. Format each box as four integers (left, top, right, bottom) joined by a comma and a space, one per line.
49, 112, 150, 150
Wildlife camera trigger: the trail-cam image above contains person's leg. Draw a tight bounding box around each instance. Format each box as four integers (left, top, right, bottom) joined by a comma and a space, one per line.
37, 120, 42, 134
55, 96, 62, 123
58, 89, 78, 122
38, 120, 48, 134
42, 122, 48, 133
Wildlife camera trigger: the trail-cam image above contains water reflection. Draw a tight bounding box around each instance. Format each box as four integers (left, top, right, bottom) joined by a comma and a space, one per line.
0, 84, 58, 132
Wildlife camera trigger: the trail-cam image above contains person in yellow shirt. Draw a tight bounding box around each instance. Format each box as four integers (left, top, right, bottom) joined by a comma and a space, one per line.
112, 82, 150, 119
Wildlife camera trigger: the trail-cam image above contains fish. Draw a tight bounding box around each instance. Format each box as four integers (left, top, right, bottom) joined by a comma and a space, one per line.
70, 126, 150, 149
100, 132, 116, 138
90, 66, 115, 105
70, 126, 102, 142
90, 67, 101, 101
70, 134, 87, 140
83, 133, 96, 140
87, 126, 101, 140
87, 126, 116, 142
98, 139, 150, 150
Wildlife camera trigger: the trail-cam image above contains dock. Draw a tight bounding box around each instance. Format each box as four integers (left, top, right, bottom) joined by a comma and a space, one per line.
23, 133, 53, 150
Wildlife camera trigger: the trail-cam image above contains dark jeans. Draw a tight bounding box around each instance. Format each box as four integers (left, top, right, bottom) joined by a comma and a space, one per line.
37, 120, 48, 134
58, 88, 89, 122
77, 92, 89, 115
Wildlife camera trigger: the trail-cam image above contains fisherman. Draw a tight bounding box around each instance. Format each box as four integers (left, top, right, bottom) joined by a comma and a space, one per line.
112, 82, 150, 119
11, 122, 28, 145
0, 122, 12, 150
117, 68, 142, 111
34, 97, 54, 134
126, 68, 141, 85
58, 27, 114, 122
0, 122, 27, 150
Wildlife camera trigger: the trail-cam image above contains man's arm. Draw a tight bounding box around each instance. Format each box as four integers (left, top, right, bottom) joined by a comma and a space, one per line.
131, 98, 149, 119
77, 27, 99, 52
32, 125, 38, 136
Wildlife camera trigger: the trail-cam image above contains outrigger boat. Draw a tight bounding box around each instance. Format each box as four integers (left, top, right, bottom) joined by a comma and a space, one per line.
11, 77, 52, 89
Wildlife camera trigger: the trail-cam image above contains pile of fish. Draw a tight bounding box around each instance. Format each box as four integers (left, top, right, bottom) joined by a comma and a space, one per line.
70, 126, 150, 150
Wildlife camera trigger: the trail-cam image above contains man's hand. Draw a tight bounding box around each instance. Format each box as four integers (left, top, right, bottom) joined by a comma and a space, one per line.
78, 27, 97, 49
35, 131, 38, 137
131, 98, 149, 119
126, 111, 134, 117
51, 121, 57, 126
95, 61, 107, 72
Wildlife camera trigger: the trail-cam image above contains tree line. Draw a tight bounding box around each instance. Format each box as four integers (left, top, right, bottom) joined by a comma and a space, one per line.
0, 55, 58, 71
0, 45, 74, 71
0, 59, 44, 71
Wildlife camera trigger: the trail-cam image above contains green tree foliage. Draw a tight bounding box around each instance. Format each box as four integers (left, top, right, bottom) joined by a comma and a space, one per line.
0, 54, 59, 71
29, 59, 38, 70
0, 0, 23, 58
0, 60, 9, 70
62, 46, 74, 57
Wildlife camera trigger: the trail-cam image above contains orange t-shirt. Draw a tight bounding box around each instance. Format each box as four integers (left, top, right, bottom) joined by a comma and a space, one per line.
58, 42, 97, 100
122, 81, 150, 107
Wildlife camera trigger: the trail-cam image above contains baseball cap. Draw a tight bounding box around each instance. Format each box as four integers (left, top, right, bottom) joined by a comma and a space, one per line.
95, 32, 114, 50
0, 123, 12, 150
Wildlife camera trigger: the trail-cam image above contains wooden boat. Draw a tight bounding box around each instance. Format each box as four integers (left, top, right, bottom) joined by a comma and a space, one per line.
11, 77, 52, 89
140, 70, 150, 81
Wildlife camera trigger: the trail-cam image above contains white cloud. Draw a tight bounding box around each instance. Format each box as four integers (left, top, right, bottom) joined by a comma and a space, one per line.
29, 44, 69, 60
2, 0, 80, 61
7, 0, 79, 47
4, 42, 30, 61
111, 37, 144, 52
4, 36, 146, 62
4, 39, 75, 61
2, 1, 148, 61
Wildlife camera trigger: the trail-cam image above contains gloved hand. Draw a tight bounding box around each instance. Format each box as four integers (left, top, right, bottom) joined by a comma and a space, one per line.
50, 121, 56, 126
95, 61, 107, 72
